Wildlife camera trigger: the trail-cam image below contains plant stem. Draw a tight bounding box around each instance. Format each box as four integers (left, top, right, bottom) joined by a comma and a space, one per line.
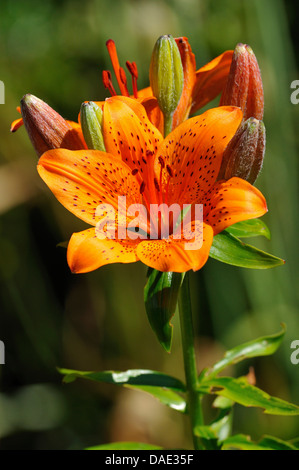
178, 272, 204, 450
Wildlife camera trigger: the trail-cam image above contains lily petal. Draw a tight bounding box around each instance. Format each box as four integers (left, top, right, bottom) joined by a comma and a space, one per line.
67, 120, 87, 149
103, 96, 163, 173
191, 50, 233, 114
140, 96, 164, 135
136, 222, 213, 273
67, 227, 139, 273
156, 106, 243, 206
172, 37, 196, 129
10, 117, 24, 133
203, 177, 267, 235
37, 149, 141, 226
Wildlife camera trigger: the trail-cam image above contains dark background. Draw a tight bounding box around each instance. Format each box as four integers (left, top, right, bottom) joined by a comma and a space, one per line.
0, 0, 298, 449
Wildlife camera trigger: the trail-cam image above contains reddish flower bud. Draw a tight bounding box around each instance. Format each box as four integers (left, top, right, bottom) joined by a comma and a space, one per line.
218, 117, 265, 184
220, 43, 264, 120
20, 94, 85, 156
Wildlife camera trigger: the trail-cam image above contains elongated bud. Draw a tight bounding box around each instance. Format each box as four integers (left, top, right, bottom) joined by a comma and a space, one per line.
218, 118, 265, 184
20, 94, 85, 156
149, 35, 184, 117
80, 101, 106, 151
220, 43, 264, 120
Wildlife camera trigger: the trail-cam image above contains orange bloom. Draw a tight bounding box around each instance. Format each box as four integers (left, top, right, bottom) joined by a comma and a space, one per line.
37, 97, 267, 274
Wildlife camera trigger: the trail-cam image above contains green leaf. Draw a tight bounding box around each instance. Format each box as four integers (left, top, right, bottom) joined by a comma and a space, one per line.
144, 269, 184, 352
126, 385, 186, 412
221, 434, 298, 450
87, 442, 163, 450
206, 325, 286, 377
59, 368, 185, 390
210, 231, 285, 269
198, 376, 299, 415
195, 414, 231, 441
58, 368, 186, 412
226, 219, 270, 240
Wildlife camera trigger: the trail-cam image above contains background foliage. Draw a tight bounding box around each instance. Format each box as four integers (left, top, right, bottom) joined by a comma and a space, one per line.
0, 0, 298, 449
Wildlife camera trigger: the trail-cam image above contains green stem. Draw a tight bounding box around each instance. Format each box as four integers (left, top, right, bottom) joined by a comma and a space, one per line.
163, 112, 174, 137
178, 272, 204, 450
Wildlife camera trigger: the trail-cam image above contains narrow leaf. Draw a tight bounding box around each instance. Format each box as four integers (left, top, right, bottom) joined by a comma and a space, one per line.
221, 434, 297, 450
210, 231, 285, 269
58, 368, 185, 391
226, 219, 270, 239
207, 324, 286, 377
198, 376, 299, 415
144, 269, 184, 352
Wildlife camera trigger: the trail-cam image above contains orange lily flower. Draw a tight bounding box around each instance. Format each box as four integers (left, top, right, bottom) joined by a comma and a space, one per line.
37, 97, 267, 274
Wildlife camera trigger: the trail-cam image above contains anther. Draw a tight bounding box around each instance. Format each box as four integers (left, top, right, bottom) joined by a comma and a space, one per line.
154, 178, 160, 192
158, 156, 165, 168
140, 181, 146, 194
119, 67, 130, 96
166, 165, 173, 177
106, 39, 130, 96
126, 61, 139, 98
102, 70, 117, 96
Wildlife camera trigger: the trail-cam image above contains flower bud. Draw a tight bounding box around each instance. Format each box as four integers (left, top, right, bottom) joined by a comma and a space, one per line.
80, 101, 106, 151
20, 94, 85, 156
220, 43, 264, 120
218, 117, 265, 184
149, 35, 184, 117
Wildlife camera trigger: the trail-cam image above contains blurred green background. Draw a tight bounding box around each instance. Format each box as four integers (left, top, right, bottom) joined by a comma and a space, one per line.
0, 0, 298, 450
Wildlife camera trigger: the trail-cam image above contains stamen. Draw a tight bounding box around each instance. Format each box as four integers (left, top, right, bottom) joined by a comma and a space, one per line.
166, 165, 173, 177
158, 157, 164, 204
102, 70, 117, 96
140, 181, 146, 194
164, 165, 173, 205
106, 39, 130, 96
126, 61, 139, 98
119, 67, 130, 97
154, 178, 160, 192
158, 156, 165, 168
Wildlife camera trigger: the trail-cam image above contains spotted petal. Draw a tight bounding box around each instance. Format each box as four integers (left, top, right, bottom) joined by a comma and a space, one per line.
203, 177, 267, 235
103, 96, 163, 174
155, 106, 243, 207
67, 228, 139, 273
37, 149, 141, 226
136, 222, 213, 273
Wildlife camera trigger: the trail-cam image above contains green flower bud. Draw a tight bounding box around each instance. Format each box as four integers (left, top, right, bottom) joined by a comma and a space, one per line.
149, 35, 184, 119
80, 101, 106, 151
218, 118, 265, 184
